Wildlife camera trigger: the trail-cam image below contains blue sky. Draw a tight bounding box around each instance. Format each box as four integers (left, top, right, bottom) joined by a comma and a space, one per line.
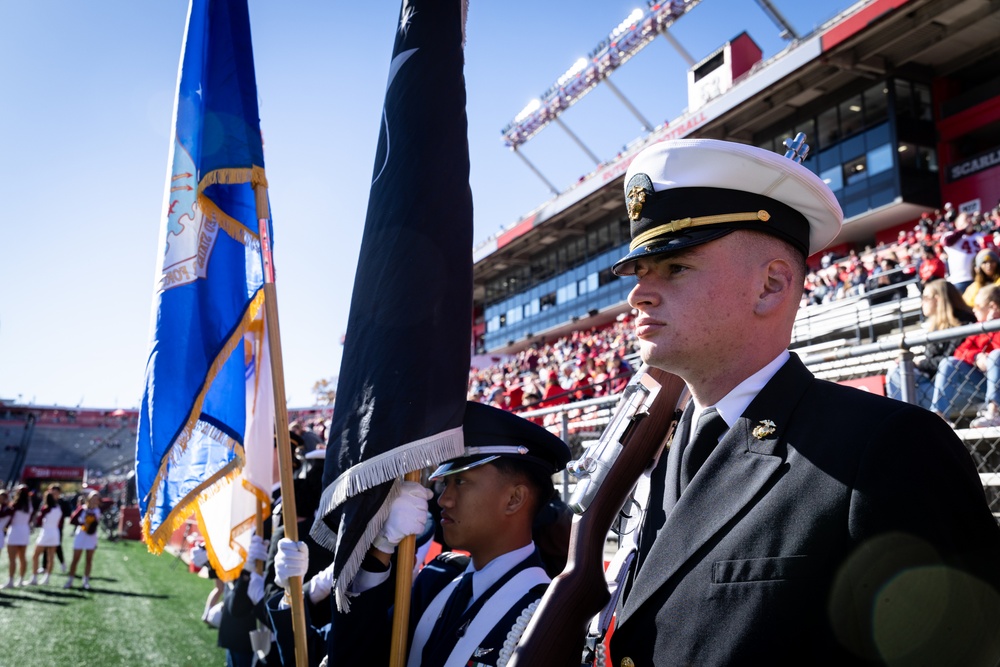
0, 0, 855, 408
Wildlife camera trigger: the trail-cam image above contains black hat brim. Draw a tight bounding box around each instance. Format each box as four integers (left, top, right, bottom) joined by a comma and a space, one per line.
612, 226, 736, 276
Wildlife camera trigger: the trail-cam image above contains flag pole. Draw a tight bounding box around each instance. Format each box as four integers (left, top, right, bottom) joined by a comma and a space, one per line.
390, 470, 421, 667
257, 186, 309, 667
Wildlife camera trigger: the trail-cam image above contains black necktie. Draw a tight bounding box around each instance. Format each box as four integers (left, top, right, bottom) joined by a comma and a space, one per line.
680, 408, 728, 491
426, 572, 474, 652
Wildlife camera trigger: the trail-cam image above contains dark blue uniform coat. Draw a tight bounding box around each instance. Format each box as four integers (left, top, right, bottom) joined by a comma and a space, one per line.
329, 550, 549, 667
611, 354, 1000, 666
269, 549, 549, 667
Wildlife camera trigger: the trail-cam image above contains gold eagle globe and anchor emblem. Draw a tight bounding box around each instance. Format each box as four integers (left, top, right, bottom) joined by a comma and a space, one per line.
752, 419, 777, 439
626, 185, 647, 221
625, 173, 654, 221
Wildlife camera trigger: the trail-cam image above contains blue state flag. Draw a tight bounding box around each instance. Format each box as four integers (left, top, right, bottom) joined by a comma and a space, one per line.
135, 0, 274, 572
311, 0, 473, 610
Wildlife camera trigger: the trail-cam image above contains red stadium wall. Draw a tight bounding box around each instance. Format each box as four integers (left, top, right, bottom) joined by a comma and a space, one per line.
936, 93, 1000, 213
821, 0, 914, 52
838, 375, 886, 396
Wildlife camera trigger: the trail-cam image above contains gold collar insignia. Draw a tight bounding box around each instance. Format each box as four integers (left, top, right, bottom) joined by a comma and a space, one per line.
752, 419, 776, 439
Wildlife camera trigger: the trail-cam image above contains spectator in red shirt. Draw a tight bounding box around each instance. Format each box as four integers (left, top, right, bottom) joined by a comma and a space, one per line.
930, 284, 1000, 424
589, 357, 609, 396
540, 371, 569, 408
570, 368, 595, 401
504, 374, 524, 411
608, 355, 633, 394
917, 243, 947, 287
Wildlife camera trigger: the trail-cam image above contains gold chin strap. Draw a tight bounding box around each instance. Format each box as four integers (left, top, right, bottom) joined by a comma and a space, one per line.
629, 209, 771, 251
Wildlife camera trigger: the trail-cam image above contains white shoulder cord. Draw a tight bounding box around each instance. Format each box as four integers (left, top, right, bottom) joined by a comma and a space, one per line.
496, 597, 541, 667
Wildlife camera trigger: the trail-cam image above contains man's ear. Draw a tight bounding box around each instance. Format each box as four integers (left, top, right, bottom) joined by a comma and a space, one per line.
755, 257, 795, 316
506, 484, 529, 515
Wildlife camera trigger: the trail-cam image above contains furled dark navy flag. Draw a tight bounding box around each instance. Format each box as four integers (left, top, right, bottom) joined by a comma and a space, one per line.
311, 0, 472, 610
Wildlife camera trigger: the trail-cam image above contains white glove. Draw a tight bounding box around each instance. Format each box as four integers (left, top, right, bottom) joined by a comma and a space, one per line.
205, 601, 223, 629
274, 538, 309, 589
307, 562, 336, 604
371, 481, 433, 555
244, 535, 269, 572
247, 572, 265, 605
191, 545, 209, 569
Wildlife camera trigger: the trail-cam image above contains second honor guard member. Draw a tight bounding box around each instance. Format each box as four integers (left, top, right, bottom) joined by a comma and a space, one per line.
607, 138, 1000, 666
271, 401, 571, 667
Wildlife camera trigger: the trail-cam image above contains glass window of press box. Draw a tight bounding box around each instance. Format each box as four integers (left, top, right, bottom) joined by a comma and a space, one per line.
481, 216, 634, 351
756, 78, 939, 219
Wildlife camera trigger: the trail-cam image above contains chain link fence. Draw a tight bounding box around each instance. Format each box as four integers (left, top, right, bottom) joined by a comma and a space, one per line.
802, 318, 1000, 516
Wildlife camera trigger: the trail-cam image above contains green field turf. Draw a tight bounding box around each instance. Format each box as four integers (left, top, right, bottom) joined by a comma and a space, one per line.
0, 536, 226, 666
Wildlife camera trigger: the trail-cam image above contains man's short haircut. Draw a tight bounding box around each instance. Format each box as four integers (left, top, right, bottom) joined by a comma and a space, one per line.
737, 230, 808, 289
489, 457, 555, 517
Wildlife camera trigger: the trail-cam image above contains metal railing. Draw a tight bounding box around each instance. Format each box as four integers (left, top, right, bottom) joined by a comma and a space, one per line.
793, 273, 921, 346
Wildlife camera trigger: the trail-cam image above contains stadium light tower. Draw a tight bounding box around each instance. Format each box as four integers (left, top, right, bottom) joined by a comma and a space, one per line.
754, 0, 800, 41
512, 147, 561, 196
500, 0, 704, 195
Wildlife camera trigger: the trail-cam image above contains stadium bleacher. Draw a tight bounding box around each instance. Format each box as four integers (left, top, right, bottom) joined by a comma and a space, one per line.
0, 408, 136, 486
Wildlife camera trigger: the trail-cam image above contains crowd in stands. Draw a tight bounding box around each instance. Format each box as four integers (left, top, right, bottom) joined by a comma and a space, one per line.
469, 201, 1000, 430
467, 317, 641, 420
803, 202, 1000, 308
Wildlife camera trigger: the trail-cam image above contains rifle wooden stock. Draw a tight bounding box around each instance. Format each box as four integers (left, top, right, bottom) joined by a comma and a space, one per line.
508, 367, 686, 667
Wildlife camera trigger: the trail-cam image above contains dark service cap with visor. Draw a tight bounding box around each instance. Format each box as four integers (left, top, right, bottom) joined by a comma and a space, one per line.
612, 138, 843, 276
429, 401, 571, 480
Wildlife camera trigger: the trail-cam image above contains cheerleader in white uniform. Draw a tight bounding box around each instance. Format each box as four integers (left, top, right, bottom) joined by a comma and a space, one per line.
0, 490, 11, 551
64, 491, 101, 590
28, 491, 62, 585
4, 485, 32, 588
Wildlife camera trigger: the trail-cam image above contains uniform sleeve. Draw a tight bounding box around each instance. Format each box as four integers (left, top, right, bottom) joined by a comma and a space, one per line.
325, 554, 466, 666
264, 590, 329, 667
325, 573, 395, 666
227, 571, 258, 618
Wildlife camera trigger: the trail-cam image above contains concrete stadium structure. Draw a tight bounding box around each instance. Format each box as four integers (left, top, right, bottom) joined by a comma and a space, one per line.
473, 0, 1000, 355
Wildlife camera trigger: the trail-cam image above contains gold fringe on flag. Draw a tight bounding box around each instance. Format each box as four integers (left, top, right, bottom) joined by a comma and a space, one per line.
198, 166, 267, 192
142, 456, 241, 556
193, 482, 260, 583
196, 166, 269, 239
197, 194, 259, 248
142, 288, 266, 553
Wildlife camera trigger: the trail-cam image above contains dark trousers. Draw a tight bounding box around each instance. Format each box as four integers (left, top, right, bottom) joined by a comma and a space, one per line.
226, 650, 253, 667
